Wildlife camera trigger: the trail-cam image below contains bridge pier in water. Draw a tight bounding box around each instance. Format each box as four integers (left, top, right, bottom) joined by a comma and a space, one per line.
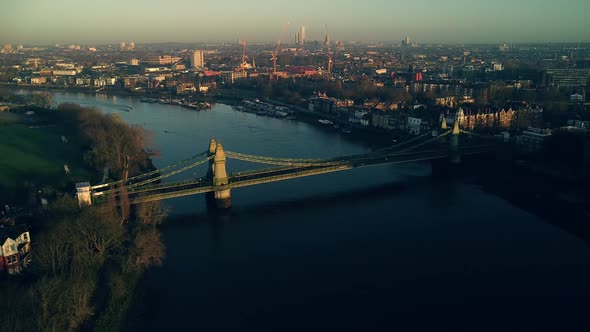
431, 118, 462, 177
449, 119, 461, 164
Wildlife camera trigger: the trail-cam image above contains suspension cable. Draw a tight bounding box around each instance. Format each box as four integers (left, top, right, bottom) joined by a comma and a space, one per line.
225, 151, 325, 163
91, 150, 209, 190
93, 155, 214, 197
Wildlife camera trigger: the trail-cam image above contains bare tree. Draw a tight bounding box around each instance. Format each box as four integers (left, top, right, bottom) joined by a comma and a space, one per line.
118, 185, 131, 225
74, 207, 125, 258
128, 228, 166, 270
87, 114, 154, 180
59, 104, 155, 180
136, 200, 167, 226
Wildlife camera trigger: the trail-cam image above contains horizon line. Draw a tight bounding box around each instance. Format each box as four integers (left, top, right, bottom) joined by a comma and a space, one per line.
4, 40, 590, 47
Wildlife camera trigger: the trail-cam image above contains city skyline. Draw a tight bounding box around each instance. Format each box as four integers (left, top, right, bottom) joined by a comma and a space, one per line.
2, 0, 590, 45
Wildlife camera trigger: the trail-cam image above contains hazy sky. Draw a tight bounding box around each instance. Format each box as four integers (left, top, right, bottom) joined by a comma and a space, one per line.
2, 0, 589, 45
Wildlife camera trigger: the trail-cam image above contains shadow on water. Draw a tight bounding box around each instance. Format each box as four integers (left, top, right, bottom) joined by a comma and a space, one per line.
161, 179, 415, 228
159, 173, 590, 248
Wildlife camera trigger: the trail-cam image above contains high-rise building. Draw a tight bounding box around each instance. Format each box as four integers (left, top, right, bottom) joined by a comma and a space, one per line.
402, 36, 411, 47
190, 50, 205, 68
120, 41, 126, 50
299, 26, 305, 45
295, 32, 300, 45
129, 41, 135, 50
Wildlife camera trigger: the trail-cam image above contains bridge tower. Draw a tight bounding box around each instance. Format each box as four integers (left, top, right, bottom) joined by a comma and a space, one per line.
206, 137, 218, 208
440, 113, 448, 130
208, 137, 217, 155
75, 182, 92, 206
207, 137, 217, 178
212, 142, 231, 208
449, 119, 461, 164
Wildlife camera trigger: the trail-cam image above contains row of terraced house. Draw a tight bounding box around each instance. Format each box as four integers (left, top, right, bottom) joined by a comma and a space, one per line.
309, 93, 545, 135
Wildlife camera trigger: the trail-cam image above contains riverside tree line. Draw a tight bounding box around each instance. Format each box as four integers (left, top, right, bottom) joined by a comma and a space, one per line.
0, 103, 166, 331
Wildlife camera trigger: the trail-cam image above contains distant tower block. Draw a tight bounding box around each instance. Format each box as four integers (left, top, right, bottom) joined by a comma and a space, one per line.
213, 142, 231, 208
190, 50, 205, 68
299, 26, 306, 45
75, 182, 92, 206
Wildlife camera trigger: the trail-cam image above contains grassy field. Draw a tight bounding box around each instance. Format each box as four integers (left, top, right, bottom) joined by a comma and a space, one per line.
0, 121, 95, 203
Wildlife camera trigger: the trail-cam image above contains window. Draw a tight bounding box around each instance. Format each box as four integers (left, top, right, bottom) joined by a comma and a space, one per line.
10, 244, 16, 252
22, 233, 28, 241
6, 256, 18, 264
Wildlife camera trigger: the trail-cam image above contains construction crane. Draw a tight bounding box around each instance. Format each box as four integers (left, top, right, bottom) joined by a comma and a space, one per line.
238, 40, 247, 75
271, 22, 290, 78
326, 24, 333, 76
241, 40, 247, 65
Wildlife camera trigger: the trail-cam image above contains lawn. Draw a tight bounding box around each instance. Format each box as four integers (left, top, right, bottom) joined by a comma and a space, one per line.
0, 122, 95, 203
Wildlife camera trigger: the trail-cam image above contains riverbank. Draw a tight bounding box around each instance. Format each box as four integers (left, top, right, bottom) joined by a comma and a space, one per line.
0, 82, 142, 97
6, 84, 406, 151
0, 101, 166, 332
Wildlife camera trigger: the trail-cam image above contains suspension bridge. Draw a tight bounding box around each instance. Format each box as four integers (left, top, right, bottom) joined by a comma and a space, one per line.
75, 121, 499, 208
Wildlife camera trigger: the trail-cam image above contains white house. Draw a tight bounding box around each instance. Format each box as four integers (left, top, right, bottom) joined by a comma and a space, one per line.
0, 225, 32, 275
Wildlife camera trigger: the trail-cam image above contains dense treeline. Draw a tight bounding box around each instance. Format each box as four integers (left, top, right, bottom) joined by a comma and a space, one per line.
0, 91, 52, 108
0, 105, 166, 331
56, 103, 155, 180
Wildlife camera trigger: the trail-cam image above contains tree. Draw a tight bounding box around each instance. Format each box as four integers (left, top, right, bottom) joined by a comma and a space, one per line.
33, 276, 96, 331
71, 207, 125, 260
92, 114, 153, 180
118, 185, 131, 225
127, 228, 166, 271
34, 224, 72, 277
136, 200, 167, 225
57, 104, 155, 180
30, 92, 52, 108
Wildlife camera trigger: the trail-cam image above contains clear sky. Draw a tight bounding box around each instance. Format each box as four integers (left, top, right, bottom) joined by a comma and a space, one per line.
2, 0, 589, 45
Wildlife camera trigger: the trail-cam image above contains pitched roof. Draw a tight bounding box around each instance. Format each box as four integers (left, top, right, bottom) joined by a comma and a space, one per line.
0, 224, 29, 245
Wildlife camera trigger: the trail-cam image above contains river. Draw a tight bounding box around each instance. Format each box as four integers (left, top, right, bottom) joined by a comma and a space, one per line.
34, 91, 590, 330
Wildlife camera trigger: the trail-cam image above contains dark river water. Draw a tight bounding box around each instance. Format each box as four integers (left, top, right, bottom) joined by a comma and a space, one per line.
41, 91, 590, 330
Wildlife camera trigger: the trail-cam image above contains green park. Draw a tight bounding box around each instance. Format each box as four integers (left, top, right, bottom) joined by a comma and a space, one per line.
0, 110, 93, 204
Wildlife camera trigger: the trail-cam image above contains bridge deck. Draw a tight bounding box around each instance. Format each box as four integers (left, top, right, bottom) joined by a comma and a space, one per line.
92, 137, 499, 205
112, 145, 495, 204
